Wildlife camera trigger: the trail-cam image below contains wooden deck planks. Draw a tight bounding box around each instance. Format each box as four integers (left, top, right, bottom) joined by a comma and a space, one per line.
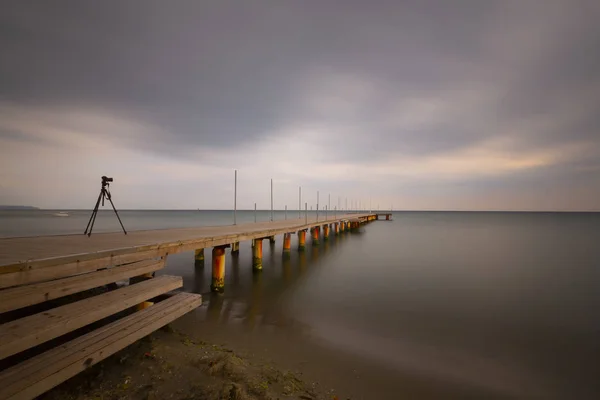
0, 292, 202, 400
0, 275, 182, 360
0, 258, 165, 313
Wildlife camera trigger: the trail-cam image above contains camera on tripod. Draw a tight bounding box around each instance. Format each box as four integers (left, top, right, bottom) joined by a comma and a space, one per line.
84, 175, 127, 237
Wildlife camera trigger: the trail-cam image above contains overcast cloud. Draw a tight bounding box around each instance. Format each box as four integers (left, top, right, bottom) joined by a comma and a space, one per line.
1, 0, 599, 210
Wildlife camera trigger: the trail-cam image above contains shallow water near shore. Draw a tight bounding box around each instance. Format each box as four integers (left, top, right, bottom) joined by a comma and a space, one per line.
2, 210, 600, 398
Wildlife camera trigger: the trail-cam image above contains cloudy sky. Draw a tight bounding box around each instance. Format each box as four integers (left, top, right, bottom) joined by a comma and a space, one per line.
1, 0, 599, 211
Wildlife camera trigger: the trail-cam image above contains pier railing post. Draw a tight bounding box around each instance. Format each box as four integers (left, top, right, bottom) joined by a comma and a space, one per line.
270, 178, 273, 222
305, 202, 308, 224
234, 169, 237, 225
299, 186, 302, 219
316, 191, 319, 222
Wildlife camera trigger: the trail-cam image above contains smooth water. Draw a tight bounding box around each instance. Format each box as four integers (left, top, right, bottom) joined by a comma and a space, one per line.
1, 210, 599, 398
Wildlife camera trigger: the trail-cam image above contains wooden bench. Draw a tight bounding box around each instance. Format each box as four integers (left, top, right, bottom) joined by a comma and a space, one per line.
0, 258, 165, 314
0, 251, 201, 400
0, 292, 201, 399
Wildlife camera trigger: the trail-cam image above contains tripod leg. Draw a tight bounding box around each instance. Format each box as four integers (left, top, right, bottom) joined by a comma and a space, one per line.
88, 205, 100, 237
107, 195, 127, 235
84, 191, 103, 235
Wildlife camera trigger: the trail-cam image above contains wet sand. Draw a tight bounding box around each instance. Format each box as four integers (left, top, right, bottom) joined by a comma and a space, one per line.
170, 307, 510, 400
43, 309, 506, 400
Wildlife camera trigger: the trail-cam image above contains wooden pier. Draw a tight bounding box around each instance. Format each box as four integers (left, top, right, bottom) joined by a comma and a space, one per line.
0, 212, 377, 399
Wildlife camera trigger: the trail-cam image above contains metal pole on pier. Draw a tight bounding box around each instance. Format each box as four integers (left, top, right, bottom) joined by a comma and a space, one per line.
328, 193, 331, 220
335, 206, 337, 219
316, 191, 319, 222
325, 205, 328, 220
270, 178, 273, 222
233, 169, 237, 225
285, 205, 287, 220
298, 186, 302, 219
254, 202, 257, 223
305, 202, 308, 224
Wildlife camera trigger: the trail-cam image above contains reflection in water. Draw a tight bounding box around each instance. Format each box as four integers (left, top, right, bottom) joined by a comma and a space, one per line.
206, 292, 224, 323
245, 270, 264, 329
282, 254, 292, 283
298, 250, 307, 273
185, 228, 356, 333
268, 241, 276, 265
231, 251, 240, 287
310, 243, 319, 262
193, 262, 206, 294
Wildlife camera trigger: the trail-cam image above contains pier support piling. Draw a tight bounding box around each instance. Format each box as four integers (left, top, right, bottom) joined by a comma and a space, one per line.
312, 226, 320, 245
252, 239, 263, 270
283, 233, 291, 257
323, 224, 330, 240
269, 235, 276, 244
334, 222, 339, 235
298, 230, 306, 251
211, 246, 227, 293
231, 242, 240, 255
194, 248, 205, 266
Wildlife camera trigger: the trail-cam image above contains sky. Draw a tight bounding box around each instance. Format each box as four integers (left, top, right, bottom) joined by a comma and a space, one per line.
1, 0, 599, 211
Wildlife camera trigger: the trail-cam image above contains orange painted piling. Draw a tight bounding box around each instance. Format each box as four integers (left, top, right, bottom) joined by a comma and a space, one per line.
298, 230, 306, 250
334, 222, 339, 235
312, 226, 320, 244
252, 239, 263, 270
323, 224, 330, 240
211, 246, 226, 292
283, 233, 291, 256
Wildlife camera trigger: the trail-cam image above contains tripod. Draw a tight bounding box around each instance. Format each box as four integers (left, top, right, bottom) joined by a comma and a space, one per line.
84, 176, 127, 237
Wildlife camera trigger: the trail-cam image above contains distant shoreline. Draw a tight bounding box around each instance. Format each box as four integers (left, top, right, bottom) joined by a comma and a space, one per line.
0, 206, 600, 215
1, 207, 599, 212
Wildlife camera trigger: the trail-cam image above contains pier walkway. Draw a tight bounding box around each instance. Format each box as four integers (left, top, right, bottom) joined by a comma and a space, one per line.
0, 213, 372, 269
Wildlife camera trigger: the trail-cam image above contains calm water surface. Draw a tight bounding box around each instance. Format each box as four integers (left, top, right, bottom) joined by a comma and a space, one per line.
1, 210, 599, 398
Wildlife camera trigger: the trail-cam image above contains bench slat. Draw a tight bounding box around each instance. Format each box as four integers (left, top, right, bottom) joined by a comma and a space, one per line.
0, 258, 165, 313
0, 275, 182, 360
0, 249, 168, 289
0, 292, 202, 400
